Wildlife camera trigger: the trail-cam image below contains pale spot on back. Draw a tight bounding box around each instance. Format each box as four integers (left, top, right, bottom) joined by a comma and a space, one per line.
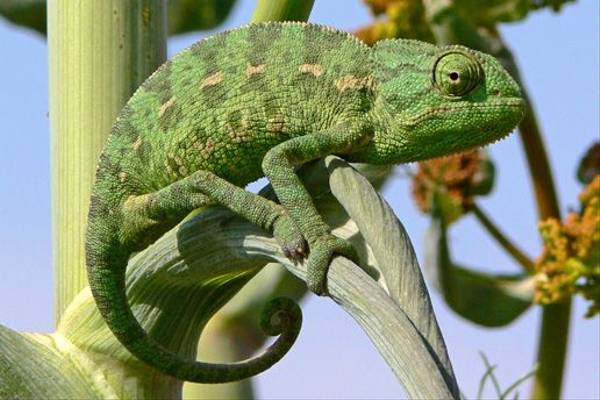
267, 114, 286, 133
192, 137, 216, 160
118, 172, 128, 182
164, 159, 176, 177
226, 113, 252, 143
164, 153, 190, 177
335, 74, 375, 92
299, 64, 324, 77
124, 193, 151, 213
158, 97, 176, 117
246, 63, 266, 78
132, 136, 142, 152
227, 124, 251, 143
200, 71, 224, 88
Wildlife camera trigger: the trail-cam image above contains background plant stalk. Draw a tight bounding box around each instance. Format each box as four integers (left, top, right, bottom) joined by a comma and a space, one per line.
49, 0, 166, 321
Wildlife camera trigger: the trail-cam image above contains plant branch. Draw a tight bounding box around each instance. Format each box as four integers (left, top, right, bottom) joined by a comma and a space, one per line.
483, 42, 572, 400
517, 98, 562, 220
471, 203, 535, 273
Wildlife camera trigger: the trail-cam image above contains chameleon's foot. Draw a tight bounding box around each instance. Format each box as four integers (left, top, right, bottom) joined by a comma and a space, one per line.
273, 214, 308, 263
306, 234, 358, 296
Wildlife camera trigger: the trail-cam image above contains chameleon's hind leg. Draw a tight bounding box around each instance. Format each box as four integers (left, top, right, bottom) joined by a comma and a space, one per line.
122, 169, 307, 261
261, 122, 371, 295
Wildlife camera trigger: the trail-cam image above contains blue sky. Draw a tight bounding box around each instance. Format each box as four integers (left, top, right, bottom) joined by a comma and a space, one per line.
0, 1, 598, 399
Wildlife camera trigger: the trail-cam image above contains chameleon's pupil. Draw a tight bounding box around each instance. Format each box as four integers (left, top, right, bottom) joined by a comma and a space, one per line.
433, 51, 483, 97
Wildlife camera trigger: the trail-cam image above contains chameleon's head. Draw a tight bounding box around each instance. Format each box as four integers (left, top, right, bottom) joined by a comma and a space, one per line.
363, 40, 525, 164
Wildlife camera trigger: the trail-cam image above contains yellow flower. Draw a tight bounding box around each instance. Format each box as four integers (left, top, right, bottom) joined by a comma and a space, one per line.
535, 176, 600, 317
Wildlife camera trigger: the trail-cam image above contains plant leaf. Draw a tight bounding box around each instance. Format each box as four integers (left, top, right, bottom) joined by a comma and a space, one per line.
67, 157, 459, 398
324, 158, 458, 394
168, 0, 237, 35
424, 0, 577, 26
0, 0, 46, 35
453, 0, 534, 24
424, 198, 533, 327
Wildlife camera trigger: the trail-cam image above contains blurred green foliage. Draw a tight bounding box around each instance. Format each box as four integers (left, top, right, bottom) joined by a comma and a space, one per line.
0, 0, 45, 35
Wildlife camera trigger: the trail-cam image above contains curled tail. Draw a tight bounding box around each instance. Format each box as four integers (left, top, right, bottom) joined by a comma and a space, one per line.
86, 247, 302, 383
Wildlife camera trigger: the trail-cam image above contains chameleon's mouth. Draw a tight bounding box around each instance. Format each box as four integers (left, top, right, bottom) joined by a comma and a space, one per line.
477, 98, 525, 146
405, 97, 525, 127
393, 96, 525, 163
487, 97, 525, 112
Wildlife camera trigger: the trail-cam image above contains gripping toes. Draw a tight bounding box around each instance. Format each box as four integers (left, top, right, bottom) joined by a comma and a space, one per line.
272, 213, 308, 263
306, 234, 358, 296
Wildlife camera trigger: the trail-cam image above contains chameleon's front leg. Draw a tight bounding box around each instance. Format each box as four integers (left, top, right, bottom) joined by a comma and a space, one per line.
123, 169, 307, 261
261, 122, 372, 295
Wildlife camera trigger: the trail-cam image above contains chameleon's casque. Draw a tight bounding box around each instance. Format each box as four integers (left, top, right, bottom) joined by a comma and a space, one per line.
86, 22, 524, 384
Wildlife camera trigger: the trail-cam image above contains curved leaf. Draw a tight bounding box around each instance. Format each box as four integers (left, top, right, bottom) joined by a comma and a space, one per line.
325, 158, 458, 394
0, 325, 101, 398
60, 157, 458, 398
423, 196, 533, 327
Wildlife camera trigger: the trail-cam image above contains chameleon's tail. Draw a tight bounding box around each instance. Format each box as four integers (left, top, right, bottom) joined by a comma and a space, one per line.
86, 250, 302, 383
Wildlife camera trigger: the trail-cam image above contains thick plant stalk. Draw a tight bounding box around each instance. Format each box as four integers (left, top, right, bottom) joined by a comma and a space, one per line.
48, 0, 166, 321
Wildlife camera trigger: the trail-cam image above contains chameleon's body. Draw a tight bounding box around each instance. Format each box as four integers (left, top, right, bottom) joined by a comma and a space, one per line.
86, 22, 524, 383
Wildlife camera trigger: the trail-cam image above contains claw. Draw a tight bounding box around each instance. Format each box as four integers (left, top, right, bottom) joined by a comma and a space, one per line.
273, 213, 308, 263
282, 237, 309, 263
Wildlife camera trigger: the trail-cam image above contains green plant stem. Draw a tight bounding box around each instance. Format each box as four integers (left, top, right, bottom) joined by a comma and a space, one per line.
251, 0, 315, 22
518, 100, 562, 220
471, 203, 535, 273
531, 301, 572, 398
48, 0, 166, 322
520, 94, 572, 400
494, 33, 570, 400
423, 5, 571, 395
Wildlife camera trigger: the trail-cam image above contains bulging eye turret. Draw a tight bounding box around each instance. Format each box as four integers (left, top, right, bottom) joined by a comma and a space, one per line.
433, 51, 483, 97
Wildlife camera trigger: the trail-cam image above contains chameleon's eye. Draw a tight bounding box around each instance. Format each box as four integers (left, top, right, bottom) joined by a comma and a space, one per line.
433, 51, 483, 97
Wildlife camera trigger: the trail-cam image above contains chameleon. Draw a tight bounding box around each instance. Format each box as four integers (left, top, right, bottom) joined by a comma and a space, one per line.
86, 21, 524, 383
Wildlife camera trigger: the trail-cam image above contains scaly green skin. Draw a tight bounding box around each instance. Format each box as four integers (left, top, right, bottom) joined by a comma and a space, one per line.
86, 22, 524, 383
